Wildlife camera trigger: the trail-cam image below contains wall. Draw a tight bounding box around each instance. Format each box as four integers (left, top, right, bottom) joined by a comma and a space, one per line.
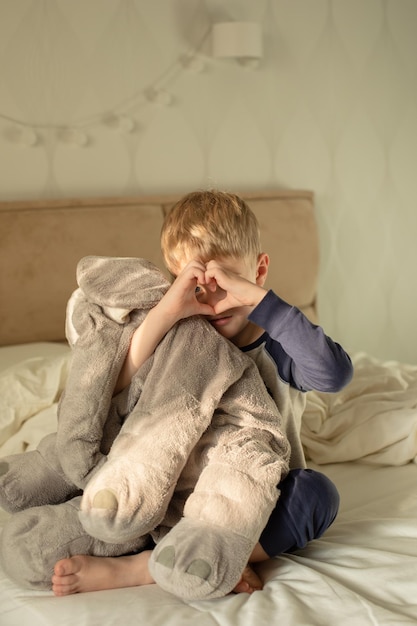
0, 0, 416, 364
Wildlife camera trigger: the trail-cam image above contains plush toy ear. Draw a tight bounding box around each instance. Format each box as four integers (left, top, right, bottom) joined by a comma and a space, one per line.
77, 256, 169, 311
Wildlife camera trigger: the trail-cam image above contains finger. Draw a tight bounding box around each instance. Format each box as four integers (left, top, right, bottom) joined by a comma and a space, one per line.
204, 268, 222, 290
205, 259, 222, 271
205, 263, 229, 284
205, 276, 217, 292
178, 260, 206, 283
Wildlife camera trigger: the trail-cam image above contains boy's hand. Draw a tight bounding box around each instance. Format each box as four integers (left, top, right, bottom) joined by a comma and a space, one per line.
156, 260, 215, 323
204, 260, 267, 315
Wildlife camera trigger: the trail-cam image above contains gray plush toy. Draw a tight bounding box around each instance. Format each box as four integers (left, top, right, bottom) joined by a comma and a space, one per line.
0, 256, 290, 600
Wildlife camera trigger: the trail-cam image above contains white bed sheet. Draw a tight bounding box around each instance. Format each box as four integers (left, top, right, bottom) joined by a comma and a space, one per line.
1, 462, 416, 626
0, 344, 416, 626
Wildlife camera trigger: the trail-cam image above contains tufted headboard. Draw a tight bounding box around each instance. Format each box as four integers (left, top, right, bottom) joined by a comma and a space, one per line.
0, 190, 318, 346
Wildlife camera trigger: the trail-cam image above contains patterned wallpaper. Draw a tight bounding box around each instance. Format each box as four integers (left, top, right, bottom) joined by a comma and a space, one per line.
0, 0, 416, 364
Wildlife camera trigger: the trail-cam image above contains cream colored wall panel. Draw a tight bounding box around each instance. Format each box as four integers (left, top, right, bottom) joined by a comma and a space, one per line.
0, 133, 48, 197
334, 108, 385, 206
296, 14, 356, 150
56, 0, 130, 51
390, 203, 417, 269
54, 133, 131, 195
338, 284, 389, 358
208, 99, 271, 189
387, 0, 417, 73
274, 105, 331, 193
333, 0, 384, 70
272, 0, 329, 68
0, 1, 90, 125
134, 110, 206, 193
361, 34, 411, 143
0, 0, 415, 364
390, 271, 417, 364
391, 107, 417, 200
88, 3, 159, 106
0, 0, 31, 50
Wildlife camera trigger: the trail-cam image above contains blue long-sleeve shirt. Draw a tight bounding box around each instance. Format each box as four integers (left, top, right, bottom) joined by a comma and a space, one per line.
247, 290, 353, 392
242, 290, 353, 468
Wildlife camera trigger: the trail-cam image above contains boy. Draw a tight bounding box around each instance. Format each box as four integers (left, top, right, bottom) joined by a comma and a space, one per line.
52, 190, 353, 596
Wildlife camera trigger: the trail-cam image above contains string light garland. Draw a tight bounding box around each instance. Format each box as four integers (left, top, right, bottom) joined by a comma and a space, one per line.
0, 32, 210, 149
1, 20, 262, 148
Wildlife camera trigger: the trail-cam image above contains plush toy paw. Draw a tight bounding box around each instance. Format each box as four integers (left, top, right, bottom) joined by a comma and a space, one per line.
79, 459, 176, 543
149, 518, 255, 600
0, 435, 80, 513
0, 496, 149, 590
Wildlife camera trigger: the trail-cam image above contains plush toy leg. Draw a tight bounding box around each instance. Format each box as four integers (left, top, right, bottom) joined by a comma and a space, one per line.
79, 317, 250, 544
149, 457, 278, 600
0, 433, 80, 513
0, 496, 149, 590
150, 518, 254, 599
149, 368, 291, 600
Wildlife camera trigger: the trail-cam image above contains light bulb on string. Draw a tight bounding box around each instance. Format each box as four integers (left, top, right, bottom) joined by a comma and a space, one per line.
58, 128, 89, 147
180, 53, 206, 73
5, 125, 39, 147
145, 87, 174, 106
103, 114, 136, 134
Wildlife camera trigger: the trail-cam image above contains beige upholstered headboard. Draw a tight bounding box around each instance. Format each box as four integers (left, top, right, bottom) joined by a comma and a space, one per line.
0, 190, 318, 346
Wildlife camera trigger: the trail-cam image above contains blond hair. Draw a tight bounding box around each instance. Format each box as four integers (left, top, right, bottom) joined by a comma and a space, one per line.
161, 190, 261, 274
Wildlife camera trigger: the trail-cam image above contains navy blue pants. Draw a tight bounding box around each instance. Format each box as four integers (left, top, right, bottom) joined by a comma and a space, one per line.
259, 468, 340, 556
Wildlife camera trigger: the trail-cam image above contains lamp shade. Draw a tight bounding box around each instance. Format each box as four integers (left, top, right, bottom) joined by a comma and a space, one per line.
212, 22, 263, 59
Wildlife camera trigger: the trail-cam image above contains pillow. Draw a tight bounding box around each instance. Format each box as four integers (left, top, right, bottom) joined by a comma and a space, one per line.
0, 348, 71, 451
0, 342, 70, 373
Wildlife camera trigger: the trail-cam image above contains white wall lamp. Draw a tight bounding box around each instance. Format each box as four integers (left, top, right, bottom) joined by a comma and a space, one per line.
211, 21, 263, 68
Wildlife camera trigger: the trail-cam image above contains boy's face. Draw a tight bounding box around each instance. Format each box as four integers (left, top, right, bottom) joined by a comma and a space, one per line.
175, 254, 267, 346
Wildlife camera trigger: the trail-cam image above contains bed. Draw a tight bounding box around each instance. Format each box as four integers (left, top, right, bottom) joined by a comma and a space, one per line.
0, 190, 416, 626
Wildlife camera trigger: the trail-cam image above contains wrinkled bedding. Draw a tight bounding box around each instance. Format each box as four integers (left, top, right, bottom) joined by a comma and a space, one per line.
1, 344, 417, 625
302, 352, 417, 466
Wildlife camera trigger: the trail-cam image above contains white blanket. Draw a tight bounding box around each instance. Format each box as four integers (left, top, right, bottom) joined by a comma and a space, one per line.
302, 352, 417, 465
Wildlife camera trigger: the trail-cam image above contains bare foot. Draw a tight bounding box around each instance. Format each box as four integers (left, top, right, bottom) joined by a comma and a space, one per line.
52, 551, 154, 596
233, 565, 263, 594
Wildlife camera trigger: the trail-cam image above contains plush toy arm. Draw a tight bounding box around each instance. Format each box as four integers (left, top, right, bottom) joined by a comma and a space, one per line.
57, 256, 170, 490
57, 297, 137, 489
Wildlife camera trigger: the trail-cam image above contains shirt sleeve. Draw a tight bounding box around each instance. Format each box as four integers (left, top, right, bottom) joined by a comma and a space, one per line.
248, 290, 353, 392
